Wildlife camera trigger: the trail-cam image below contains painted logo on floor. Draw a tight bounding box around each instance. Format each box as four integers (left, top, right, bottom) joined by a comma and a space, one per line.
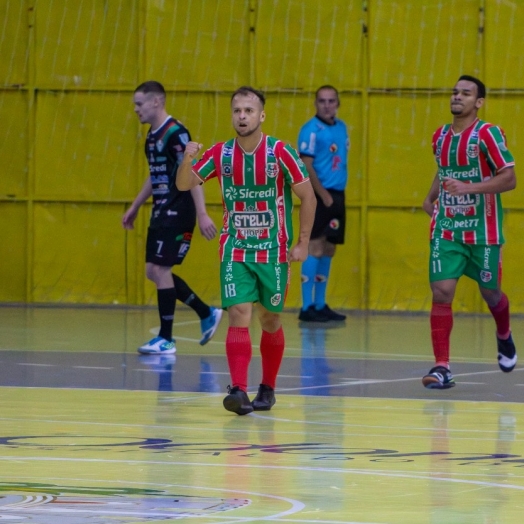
0, 482, 250, 522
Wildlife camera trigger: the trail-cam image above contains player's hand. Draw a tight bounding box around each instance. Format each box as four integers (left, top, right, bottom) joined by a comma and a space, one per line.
288, 242, 309, 262
184, 141, 203, 161
122, 207, 138, 230
442, 177, 470, 196
321, 190, 334, 207
198, 213, 217, 240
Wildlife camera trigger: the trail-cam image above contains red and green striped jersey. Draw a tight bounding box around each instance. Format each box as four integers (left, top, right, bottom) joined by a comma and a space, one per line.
193, 134, 309, 263
430, 118, 515, 245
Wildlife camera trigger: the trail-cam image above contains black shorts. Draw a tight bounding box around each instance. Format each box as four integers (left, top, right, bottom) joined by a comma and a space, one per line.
311, 189, 346, 244
146, 225, 195, 267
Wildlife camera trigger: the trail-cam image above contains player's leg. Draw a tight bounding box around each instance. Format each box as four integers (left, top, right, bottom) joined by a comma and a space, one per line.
481, 285, 516, 371
299, 193, 329, 322
313, 190, 346, 321
315, 241, 345, 321
169, 222, 223, 345
299, 239, 323, 321
171, 274, 223, 345
423, 239, 466, 389
139, 228, 177, 355
472, 245, 517, 372
252, 262, 289, 411
220, 262, 258, 415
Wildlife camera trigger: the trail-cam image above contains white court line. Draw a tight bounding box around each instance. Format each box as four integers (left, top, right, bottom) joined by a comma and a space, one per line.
0, 472, 305, 523
72, 366, 113, 370
0, 415, 519, 441
2, 456, 524, 492
277, 367, 524, 394
16, 363, 54, 367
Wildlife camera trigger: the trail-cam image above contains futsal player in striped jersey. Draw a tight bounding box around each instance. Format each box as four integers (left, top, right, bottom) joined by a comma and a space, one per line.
123, 81, 223, 355
422, 75, 517, 389
177, 86, 317, 415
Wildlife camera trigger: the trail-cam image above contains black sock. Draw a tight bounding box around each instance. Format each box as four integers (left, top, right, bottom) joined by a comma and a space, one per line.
172, 273, 211, 320
157, 287, 176, 340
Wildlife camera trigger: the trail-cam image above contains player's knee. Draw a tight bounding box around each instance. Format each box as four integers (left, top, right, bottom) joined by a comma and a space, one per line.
480, 287, 502, 308
228, 303, 252, 327
259, 311, 281, 333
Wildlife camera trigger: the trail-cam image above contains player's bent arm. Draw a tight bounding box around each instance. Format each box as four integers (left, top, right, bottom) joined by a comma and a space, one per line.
422, 173, 440, 217
122, 177, 152, 229
476, 166, 515, 193
290, 179, 317, 261
190, 184, 217, 240
443, 166, 516, 196
176, 141, 204, 191
300, 155, 332, 204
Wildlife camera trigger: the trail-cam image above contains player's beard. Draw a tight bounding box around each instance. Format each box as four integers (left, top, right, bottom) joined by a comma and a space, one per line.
450, 102, 463, 115
235, 123, 260, 137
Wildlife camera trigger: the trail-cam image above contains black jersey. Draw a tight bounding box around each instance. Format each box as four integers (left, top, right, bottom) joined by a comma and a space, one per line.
145, 116, 196, 228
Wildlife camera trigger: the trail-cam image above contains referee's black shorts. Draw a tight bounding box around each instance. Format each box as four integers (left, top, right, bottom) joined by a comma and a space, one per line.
310, 189, 346, 244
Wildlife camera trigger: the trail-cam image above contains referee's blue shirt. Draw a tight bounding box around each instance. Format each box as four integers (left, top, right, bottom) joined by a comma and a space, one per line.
297, 116, 349, 191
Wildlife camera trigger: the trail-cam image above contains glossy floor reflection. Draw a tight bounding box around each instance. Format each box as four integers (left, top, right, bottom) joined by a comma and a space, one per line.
0, 304, 523, 523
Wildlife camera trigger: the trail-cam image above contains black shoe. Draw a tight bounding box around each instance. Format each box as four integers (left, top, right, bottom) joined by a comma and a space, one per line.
298, 305, 329, 322
317, 304, 346, 321
498, 332, 517, 372
251, 383, 276, 411
422, 365, 456, 389
223, 385, 253, 415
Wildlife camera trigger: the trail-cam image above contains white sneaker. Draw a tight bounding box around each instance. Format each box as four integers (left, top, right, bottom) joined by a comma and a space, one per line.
497, 333, 517, 372
199, 307, 223, 345
138, 336, 176, 355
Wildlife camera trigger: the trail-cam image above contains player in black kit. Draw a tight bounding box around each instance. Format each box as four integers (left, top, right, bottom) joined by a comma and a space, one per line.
123, 81, 222, 354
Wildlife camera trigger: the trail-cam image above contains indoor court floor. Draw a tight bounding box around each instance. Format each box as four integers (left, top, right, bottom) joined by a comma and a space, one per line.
0, 304, 523, 523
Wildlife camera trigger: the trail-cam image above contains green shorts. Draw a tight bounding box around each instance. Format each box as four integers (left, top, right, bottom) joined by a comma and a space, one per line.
429, 238, 501, 289
220, 261, 290, 312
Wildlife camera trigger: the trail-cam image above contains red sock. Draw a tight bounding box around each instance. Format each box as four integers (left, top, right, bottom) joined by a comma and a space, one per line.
488, 293, 510, 340
260, 327, 285, 389
225, 327, 252, 391
430, 302, 453, 368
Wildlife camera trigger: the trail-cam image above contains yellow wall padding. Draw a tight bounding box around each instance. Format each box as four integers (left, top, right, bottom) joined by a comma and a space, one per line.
1, 0, 524, 312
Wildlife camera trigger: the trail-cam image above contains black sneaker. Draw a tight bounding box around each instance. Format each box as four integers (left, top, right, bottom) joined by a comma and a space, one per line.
422, 365, 456, 389
298, 305, 329, 322
251, 383, 276, 411
223, 386, 253, 415
497, 333, 517, 372
317, 304, 346, 321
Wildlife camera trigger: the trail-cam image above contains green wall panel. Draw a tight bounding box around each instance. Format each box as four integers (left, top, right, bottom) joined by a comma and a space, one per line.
0, 91, 28, 197
255, 0, 363, 89
145, 0, 250, 90
368, 209, 429, 311
35, 1, 139, 88
369, 0, 479, 89
368, 208, 481, 312
33, 203, 127, 303
483, 96, 524, 208
3, 0, 524, 311
255, 0, 363, 90
0, 203, 26, 301
484, 0, 524, 89
368, 94, 448, 205
0, 0, 28, 85
34, 92, 139, 199
483, 211, 524, 314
